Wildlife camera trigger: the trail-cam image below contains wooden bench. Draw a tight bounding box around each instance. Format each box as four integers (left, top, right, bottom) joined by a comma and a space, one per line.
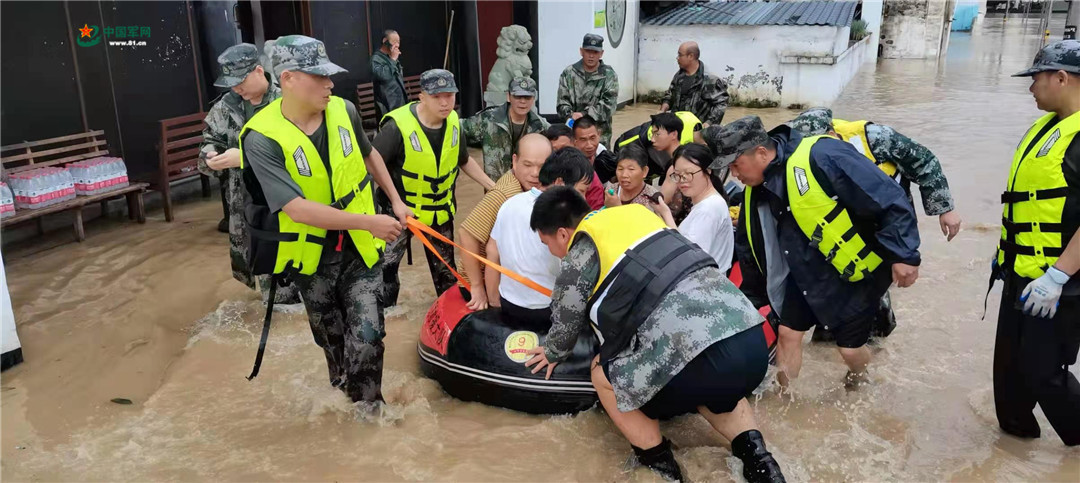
1, 130, 148, 242
355, 74, 425, 137
153, 113, 211, 222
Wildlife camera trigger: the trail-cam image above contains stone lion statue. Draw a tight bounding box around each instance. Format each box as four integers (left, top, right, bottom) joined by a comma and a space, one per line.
484, 25, 534, 107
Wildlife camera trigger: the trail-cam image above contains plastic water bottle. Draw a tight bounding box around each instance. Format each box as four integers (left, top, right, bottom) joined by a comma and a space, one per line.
0, 181, 14, 218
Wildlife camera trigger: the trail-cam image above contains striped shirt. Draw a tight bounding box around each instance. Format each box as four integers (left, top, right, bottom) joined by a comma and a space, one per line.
461, 171, 525, 246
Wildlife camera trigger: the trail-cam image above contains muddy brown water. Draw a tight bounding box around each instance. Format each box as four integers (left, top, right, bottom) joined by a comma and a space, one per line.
2, 18, 1078, 482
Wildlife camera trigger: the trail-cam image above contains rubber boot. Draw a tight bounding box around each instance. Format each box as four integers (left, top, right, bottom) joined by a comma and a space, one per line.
217, 217, 229, 233
632, 438, 684, 482
731, 430, 785, 483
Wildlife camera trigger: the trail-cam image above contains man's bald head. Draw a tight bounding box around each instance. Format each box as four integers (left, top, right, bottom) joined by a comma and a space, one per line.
512, 133, 552, 190
677, 41, 700, 70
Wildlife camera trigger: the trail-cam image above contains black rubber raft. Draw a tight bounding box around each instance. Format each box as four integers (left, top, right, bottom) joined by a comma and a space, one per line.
418, 288, 599, 415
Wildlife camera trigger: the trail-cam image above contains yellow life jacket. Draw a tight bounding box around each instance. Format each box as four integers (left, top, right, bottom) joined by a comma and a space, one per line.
832, 119, 899, 177
786, 135, 883, 282
996, 112, 1079, 279
571, 204, 668, 295
383, 102, 461, 226
618, 111, 702, 149
571, 204, 716, 363
240, 96, 383, 275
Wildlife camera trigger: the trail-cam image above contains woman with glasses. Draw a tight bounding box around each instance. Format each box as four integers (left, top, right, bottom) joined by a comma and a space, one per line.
651, 143, 734, 272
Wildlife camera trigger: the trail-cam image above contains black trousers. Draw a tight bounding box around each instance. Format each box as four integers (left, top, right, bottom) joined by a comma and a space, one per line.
993, 274, 1080, 446
499, 296, 553, 331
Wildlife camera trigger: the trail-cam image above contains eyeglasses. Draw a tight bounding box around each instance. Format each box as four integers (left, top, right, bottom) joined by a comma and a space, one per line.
669, 169, 702, 183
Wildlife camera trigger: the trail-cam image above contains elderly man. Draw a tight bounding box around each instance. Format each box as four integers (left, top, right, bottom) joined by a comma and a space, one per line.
462, 76, 550, 180
557, 33, 619, 147
659, 41, 729, 126
370, 29, 406, 119
458, 133, 552, 310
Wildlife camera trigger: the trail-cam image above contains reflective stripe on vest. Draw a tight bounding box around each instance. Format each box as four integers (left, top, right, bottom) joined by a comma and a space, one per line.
787, 135, 883, 282
383, 102, 460, 226
996, 112, 1078, 279
832, 119, 898, 177
240, 96, 383, 275
743, 186, 763, 272
571, 204, 668, 296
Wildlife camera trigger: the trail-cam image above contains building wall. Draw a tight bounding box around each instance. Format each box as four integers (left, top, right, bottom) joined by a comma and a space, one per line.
779, 34, 871, 108
1, 1, 206, 179
637, 24, 844, 108
536, 0, 639, 115
862, 0, 884, 62
879, 0, 950, 59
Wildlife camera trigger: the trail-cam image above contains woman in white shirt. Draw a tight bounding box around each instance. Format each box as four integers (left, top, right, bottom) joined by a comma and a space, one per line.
651, 143, 734, 272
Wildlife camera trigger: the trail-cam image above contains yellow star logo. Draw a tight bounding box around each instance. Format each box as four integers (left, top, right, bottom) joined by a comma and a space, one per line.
78, 24, 94, 38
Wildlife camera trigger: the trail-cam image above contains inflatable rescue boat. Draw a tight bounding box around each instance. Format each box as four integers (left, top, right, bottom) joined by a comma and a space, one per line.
418, 288, 599, 415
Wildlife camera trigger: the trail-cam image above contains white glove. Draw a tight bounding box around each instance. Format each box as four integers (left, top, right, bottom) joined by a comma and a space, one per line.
1020, 266, 1070, 319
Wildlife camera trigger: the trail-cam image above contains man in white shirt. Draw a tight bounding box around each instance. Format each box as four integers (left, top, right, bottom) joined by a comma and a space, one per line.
485, 147, 594, 326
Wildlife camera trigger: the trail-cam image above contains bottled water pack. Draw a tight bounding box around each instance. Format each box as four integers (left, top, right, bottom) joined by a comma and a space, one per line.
7, 167, 76, 210
68, 157, 129, 196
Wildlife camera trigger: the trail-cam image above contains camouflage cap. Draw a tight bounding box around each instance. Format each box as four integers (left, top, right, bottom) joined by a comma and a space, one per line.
1013, 39, 1080, 77
508, 76, 537, 97
420, 69, 459, 94
270, 35, 347, 80
706, 116, 770, 170
582, 33, 604, 52
214, 43, 261, 88
788, 107, 834, 137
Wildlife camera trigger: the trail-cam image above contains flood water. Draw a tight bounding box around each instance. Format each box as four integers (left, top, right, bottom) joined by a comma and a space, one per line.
2, 17, 1078, 482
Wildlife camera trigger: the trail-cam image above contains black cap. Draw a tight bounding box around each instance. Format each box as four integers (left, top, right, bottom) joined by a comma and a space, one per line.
582, 33, 604, 52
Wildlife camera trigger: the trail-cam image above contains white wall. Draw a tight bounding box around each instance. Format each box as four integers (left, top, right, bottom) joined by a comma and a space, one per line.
880, 0, 949, 59
779, 34, 871, 107
536, 0, 639, 115
862, 0, 884, 63
637, 24, 842, 107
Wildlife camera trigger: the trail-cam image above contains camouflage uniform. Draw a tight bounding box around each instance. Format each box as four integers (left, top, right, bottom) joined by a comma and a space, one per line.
245, 35, 386, 402
660, 62, 729, 126
292, 253, 386, 402
462, 77, 550, 179
788, 107, 956, 216
557, 34, 619, 147
199, 44, 299, 304
544, 236, 761, 412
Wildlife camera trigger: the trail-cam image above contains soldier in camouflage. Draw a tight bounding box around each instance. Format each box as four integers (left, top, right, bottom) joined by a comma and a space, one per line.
659, 41, 729, 126
462, 76, 550, 179
199, 43, 300, 304
788, 107, 963, 240
241, 35, 407, 406
556, 33, 620, 147
523, 187, 785, 483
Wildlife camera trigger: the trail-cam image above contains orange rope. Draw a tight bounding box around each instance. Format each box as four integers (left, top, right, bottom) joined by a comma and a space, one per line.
405, 217, 553, 297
